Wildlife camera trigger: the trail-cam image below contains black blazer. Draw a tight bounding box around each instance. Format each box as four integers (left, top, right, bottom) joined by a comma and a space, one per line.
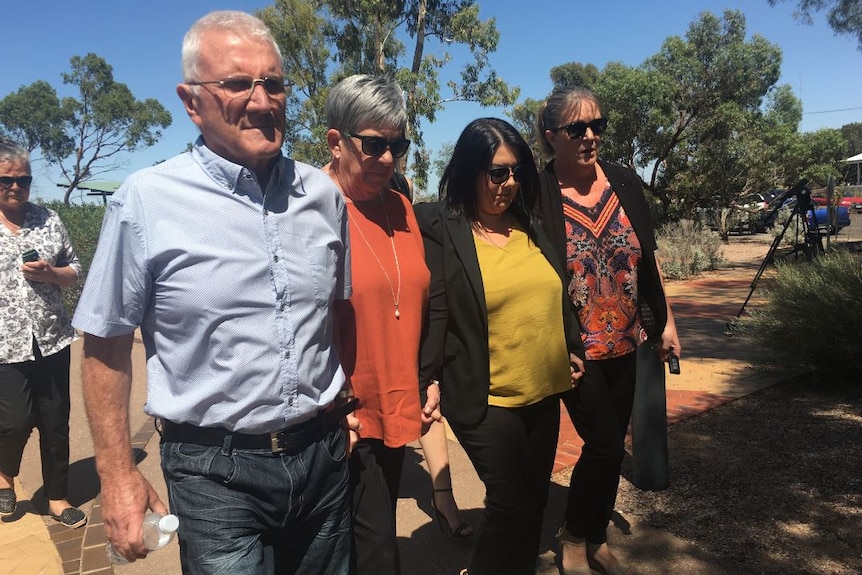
416, 201, 585, 429
537, 160, 668, 339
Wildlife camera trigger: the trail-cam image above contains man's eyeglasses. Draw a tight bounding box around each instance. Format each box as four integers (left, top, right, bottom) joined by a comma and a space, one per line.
187, 76, 290, 100
0, 176, 33, 189
554, 118, 608, 139
347, 133, 411, 159
487, 165, 526, 185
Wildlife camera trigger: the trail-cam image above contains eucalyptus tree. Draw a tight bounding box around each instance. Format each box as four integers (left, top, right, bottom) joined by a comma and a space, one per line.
259, 0, 518, 192
768, 0, 862, 51
0, 53, 171, 205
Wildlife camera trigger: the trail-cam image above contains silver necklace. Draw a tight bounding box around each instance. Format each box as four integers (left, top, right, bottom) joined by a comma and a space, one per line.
350, 196, 402, 319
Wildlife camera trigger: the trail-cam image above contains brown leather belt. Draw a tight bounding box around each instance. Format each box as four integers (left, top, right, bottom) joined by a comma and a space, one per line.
159, 397, 358, 454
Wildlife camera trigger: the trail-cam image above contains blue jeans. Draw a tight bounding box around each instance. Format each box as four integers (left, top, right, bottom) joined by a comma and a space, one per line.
160, 425, 351, 575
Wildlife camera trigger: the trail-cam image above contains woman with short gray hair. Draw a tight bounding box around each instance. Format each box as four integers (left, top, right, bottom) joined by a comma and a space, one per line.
324, 74, 470, 574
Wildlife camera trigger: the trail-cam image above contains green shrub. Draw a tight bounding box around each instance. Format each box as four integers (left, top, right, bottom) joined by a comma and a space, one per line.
39, 201, 105, 315
656, 219, 724, 279
769, 207, 805, 247
737, 250, 862, 386
726, 206, 761, 234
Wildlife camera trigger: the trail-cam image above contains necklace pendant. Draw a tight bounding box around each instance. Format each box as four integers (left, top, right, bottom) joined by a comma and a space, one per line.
395, 308, 400, 319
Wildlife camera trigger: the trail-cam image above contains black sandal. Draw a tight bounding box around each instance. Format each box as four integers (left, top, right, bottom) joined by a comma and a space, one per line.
430, 488, 473, 537
0, 488, 15, 517
50, 507, 87, 529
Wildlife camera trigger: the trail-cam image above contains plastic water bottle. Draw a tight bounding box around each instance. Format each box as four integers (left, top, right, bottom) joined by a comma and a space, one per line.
106, 513, 180, 564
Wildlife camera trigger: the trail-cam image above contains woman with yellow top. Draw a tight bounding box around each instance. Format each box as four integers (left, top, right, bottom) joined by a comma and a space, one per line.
416, 117, 585, 575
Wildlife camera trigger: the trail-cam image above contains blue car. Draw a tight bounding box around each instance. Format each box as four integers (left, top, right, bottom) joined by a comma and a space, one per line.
806, 205, 851, 235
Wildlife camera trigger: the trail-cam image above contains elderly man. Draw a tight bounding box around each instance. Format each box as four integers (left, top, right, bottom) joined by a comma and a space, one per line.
73, 11, 354, 574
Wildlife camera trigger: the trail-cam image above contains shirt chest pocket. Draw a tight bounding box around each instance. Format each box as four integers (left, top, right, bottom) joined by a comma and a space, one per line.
307, 245, 337, 308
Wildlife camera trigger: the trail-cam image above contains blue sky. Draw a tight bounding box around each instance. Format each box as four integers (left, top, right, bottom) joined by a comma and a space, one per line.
2, 0, 860, 202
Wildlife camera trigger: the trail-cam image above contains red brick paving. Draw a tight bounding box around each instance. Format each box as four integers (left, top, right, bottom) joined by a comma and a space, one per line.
553, 390, 735, 474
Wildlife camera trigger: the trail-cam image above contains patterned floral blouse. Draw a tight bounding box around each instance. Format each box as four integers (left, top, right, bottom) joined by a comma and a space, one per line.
563, 182, 646, 360
0, 203, 80, 363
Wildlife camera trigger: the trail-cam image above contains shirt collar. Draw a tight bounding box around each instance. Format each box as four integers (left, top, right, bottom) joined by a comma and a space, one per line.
191, 136, 289, 195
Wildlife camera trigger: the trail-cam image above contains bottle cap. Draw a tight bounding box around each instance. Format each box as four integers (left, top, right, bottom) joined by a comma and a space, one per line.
158, 514, 180, 533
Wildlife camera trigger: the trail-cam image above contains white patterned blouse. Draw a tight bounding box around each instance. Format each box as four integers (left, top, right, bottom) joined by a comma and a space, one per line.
0, 203, 80, 363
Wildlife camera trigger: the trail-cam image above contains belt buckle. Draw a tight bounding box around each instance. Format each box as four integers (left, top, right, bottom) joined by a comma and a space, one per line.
270, 430, 286, 454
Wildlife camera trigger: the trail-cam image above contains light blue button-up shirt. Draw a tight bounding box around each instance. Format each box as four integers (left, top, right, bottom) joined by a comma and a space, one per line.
73, 140, 351, 434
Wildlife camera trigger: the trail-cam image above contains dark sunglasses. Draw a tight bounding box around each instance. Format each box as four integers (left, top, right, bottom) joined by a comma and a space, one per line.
0, 175, 33, 189
554, 117, 608, 139
187, 76, 290, 100
347, 133, 411, 158
486, 165, 526, 185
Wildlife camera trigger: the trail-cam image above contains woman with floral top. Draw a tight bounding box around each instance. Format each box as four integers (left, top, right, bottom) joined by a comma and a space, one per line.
535, 87, 681, 575
0, 137, 85, 529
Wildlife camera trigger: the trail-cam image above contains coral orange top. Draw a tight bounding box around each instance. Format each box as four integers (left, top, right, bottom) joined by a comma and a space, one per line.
336, 190, 430, 448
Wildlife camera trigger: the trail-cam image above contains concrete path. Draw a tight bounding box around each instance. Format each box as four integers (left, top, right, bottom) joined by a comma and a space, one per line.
0, 235, 800, 575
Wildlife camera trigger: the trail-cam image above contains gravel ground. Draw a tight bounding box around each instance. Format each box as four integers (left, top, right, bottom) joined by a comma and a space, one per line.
616, 377, 862, 575
613, 231, 862, 575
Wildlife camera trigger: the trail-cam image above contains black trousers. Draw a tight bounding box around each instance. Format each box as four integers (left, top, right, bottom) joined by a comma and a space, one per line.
561, 351, 637, 544
451, 395, 560, 575
349, 438, 406, 575
0, 345, 72, 500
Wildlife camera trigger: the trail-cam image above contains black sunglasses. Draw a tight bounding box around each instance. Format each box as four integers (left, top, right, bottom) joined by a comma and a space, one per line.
486, 165, 526, 185
347, 133, 411, 158
187, 76, 290, 100
554, 117, 608, 139
0, 176, 33, 189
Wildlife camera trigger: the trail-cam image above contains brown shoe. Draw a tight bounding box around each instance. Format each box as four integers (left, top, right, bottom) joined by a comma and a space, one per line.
586, 542, 639, 575
558, 528, 601, 575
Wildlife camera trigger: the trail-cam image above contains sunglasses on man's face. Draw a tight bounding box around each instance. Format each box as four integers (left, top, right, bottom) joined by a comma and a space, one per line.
555, 117, 608, 139
0, 176, 33, 189
347, 133, 411, 158
486, 165, 526, 185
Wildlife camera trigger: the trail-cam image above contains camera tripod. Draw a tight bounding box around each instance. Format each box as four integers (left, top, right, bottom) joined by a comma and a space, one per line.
726, 179, 821, 332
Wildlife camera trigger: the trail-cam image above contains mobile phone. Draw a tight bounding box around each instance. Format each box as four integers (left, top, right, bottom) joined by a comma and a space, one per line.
22, 249, 39, 263
668, 353, 681, 375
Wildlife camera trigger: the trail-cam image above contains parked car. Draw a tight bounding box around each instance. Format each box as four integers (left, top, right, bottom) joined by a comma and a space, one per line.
806, 204, 851, 234
839, 194, 862, 213
810, 195, 829, 206
757, 189, 796, 230
810, 188, 862, 213
732, 190, 782, 233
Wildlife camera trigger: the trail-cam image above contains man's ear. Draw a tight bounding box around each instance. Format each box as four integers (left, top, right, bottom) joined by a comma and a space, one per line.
326, 129, 343, 159
177, 84, 203, 129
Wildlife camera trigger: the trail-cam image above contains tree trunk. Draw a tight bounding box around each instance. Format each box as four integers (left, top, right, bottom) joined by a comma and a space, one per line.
400, 0, 427, 175
411, 0, 426, 75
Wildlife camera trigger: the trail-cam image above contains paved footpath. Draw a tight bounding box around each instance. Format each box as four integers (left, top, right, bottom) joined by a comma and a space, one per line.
0, 242, 792, 575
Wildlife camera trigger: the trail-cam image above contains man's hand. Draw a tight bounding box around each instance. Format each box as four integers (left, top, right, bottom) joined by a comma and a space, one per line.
101, 469, 168, 562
